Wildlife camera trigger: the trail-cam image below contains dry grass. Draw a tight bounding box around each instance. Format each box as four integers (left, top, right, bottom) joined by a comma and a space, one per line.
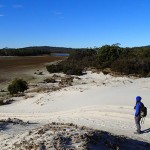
0, 56, 67, 95
28, 86, 61, 93
0, 56, 66, 70
0, 56, 66, 80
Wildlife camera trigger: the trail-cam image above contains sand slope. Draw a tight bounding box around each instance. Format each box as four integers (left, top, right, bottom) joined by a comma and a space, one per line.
0, 71, 150, 148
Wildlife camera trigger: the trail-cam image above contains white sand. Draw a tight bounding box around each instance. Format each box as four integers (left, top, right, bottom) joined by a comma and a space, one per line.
0, 71, 150, 147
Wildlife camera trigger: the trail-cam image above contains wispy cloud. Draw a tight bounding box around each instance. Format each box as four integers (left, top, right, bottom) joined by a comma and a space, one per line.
0, 14, 4, 17
12, 4, 23, 8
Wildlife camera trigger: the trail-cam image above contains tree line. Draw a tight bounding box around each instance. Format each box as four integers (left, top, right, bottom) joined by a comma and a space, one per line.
0, 46, 74, 56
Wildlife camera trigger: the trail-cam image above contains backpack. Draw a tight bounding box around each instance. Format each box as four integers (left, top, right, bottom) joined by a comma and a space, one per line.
140, 104, 147, 117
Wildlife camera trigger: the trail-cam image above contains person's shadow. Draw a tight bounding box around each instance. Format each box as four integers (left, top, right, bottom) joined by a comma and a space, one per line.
141, 128, 150, 134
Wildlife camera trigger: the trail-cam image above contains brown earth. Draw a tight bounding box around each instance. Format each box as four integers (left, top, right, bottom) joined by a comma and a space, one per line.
0, 56, 66, 90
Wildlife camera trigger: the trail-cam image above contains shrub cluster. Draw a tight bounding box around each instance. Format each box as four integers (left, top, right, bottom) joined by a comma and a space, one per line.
46, 63, 83, 75
112, 58, 150, 76
46, 64, 63, 73
97, 45, 122, 68
8, 79, 28, 95
63, 64, 83, 75
46, 45, 150, 77
47, 50, 94, 75
97, 45, 150, 76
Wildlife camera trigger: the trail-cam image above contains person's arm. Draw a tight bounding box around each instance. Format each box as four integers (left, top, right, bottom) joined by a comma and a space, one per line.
135, 104, 140, 117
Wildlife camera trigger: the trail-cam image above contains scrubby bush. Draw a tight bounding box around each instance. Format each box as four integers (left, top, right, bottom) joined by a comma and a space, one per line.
112, 58, 150, 76
97, 45, 122, 68
68, 49, 98, 68
46, 63, 83, 75
46, 64, 63, 73
69, 49, 97, 61
44, 78, 56, 83
63, 64, 83, 75
8, 79, 28, 95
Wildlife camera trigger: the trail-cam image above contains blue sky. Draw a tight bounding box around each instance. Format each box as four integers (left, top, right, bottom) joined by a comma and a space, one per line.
0, 0, 150, 48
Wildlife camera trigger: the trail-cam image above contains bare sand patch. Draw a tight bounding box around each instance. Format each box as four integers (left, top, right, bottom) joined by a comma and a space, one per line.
0, 71, 150, 149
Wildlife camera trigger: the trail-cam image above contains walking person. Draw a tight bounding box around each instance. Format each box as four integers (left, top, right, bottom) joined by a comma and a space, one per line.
134, 96, 144, 134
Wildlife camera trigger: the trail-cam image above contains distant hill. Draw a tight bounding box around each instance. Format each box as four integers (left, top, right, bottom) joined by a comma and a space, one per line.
0, 46, 76, 56
22, 46, 75, 53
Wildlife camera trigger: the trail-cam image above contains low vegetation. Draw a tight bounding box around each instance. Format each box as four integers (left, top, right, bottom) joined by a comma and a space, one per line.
46, 45, 150, 77
8, 79, 28, 95
44, 78, 56, 83
0, 99, 14, 106
46, 64, 63, 73
46, 49, 97, 75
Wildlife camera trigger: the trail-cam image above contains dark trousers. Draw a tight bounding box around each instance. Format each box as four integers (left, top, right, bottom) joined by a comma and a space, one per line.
135, 116, 141, 133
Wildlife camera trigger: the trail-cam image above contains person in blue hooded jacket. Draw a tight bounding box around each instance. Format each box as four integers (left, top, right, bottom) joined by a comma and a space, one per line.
134, 96, 144, 134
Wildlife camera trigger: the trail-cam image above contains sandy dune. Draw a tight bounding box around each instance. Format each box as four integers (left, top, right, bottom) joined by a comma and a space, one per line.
0, 71, 150, 149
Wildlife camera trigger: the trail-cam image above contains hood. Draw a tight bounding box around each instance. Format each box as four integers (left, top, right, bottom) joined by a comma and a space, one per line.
136, 96, 142, 102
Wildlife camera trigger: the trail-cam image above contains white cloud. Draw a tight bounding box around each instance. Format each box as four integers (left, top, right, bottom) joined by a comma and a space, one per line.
0, 14, 4, 17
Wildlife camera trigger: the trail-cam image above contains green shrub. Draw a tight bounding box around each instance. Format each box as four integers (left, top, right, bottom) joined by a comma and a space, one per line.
8, 79, 28, 95
112, 58, 150, 76
69, 49, 97, 61
63, 64, 83, 75
68, 49, 98, 68
97, 45, 122, 68
46, 64, 63, 73
46, 63, 83, 75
